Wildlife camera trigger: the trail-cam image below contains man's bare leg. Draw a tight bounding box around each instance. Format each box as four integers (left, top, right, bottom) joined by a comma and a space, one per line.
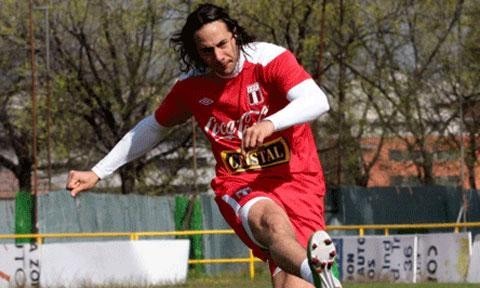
243, 199, 311, 287
240, 198, 341, 288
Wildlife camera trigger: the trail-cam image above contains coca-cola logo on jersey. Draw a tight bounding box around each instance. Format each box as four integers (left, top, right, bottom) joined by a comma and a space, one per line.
204, 106, 269, 141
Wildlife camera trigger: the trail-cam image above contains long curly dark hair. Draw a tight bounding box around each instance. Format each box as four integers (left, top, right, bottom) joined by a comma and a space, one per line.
170, 3, 256, 73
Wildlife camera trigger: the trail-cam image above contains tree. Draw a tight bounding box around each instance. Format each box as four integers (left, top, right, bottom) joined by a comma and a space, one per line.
340, 0, 464, 186
438, 0, 480, 189
2, 0, 476, 193
48, 0, 191, 194
0, 1, 35, 192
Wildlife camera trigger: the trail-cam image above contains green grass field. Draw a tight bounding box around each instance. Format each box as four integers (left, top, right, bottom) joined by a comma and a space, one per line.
78, 265, 478, 287
80, 273, 478, 288
159, 271, 478, 288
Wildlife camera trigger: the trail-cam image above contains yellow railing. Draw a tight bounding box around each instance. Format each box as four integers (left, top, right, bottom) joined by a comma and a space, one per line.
329, 221, 480, 236
1, 222, 480, 280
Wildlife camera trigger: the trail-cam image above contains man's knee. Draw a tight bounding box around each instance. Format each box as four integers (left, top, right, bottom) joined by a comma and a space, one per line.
240, 198, 294, 247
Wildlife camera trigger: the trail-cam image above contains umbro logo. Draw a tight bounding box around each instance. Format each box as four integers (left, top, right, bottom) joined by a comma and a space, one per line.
199, 97, 214, 106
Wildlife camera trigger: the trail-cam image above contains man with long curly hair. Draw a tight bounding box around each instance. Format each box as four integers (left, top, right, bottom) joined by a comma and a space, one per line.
67, 3, 341, 288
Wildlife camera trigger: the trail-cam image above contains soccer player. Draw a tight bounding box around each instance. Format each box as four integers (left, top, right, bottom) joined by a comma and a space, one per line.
66, 3, 341, 288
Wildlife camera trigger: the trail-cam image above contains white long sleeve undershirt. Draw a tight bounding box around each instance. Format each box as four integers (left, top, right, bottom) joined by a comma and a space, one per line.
92, 115, 164, 179
265, 79, 330, 131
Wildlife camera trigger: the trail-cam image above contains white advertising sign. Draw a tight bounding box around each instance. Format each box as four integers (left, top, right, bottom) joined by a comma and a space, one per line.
467, 238, 480, 283
0, 243, 41, 287
416, 232, 471, 282
334, 232, 472, 283
335, 235, 417, 283
0, 240, 190, 288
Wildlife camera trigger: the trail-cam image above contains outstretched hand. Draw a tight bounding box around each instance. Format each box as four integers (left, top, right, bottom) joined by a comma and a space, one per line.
66, 170, 100, 197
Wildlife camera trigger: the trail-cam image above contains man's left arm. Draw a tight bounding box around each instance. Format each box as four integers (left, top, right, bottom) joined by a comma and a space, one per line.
265, 79, 329, 130
242, 79, 329, 149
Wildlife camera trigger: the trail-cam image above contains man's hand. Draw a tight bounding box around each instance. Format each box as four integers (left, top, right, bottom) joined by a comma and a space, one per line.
242, 120, 275, 152
66, 170, 100, 197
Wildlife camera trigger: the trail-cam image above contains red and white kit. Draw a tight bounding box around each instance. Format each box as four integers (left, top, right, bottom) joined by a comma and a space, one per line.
155, 42, 328, 270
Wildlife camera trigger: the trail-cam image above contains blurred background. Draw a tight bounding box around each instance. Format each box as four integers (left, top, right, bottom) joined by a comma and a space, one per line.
1, 0, 479, 285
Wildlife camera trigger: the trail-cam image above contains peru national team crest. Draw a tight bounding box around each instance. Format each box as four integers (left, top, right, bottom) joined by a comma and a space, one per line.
247, 82, 263, 105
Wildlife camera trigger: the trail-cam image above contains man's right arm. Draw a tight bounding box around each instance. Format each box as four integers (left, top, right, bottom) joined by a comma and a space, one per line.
67, 115, 165, 197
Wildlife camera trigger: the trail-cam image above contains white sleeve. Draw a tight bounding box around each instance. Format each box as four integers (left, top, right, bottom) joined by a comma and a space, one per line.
91, 115, 164, 179
264, 79, 330, 131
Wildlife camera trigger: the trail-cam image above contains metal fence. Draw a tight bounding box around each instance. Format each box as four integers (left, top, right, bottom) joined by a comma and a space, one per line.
1, 222, 480, 280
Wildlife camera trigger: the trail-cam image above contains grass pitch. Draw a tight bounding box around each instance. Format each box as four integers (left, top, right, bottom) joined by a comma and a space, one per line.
80, 268, 478, 287
160, 271, 478, 288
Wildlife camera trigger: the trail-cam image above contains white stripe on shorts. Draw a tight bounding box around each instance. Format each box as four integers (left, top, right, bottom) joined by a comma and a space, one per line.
221, 194, 272, 250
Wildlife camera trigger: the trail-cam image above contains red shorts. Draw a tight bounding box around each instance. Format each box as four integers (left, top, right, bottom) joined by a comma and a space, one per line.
214, 172, 326, 274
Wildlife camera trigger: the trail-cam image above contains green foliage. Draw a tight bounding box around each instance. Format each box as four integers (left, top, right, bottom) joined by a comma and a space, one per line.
0, 0, 478, 192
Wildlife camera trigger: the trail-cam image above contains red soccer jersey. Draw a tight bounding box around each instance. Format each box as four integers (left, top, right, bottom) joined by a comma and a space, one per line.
155, 42, 324, 196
